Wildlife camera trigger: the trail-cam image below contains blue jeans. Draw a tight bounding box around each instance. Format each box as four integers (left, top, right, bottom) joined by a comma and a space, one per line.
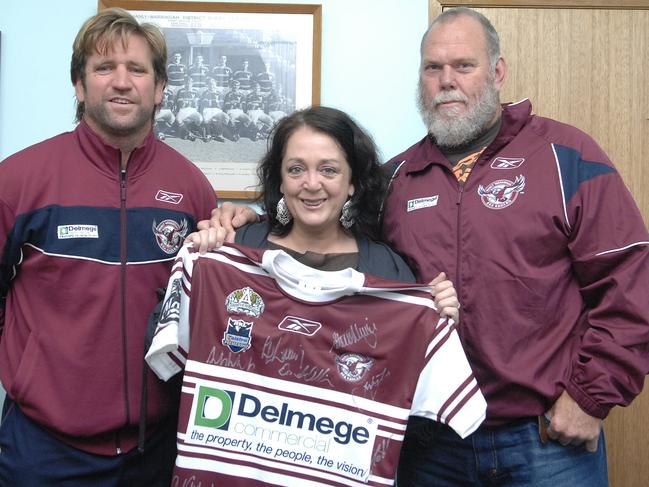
0, 398, 177, 487
397, 416, 608, 487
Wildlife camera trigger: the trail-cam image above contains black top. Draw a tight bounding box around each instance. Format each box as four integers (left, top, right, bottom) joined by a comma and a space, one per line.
235, 221, 416, 283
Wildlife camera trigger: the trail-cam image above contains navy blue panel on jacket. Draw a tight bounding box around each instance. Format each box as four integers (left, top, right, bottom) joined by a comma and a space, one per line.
554, 144, 616, 205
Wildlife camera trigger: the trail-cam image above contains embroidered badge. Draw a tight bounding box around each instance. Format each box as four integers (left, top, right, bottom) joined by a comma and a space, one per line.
152, 219, 189, 254
490, 157, 525, 169
278, 316, 322, 336
335, 353, 374, 382
477, 175, 526, 210
407, 196, 439, 212
155, 189, 184, 205
222, 318, 254, 353
225, 287, 265, 318
57, 224, 99, 239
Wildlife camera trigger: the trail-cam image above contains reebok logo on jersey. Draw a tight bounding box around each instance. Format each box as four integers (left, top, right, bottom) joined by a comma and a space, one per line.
278, 316, 322, 336
490, 157, 525, 169
407, 195, 438, 212
57, 224, 99, 239
155, 189, 184, 205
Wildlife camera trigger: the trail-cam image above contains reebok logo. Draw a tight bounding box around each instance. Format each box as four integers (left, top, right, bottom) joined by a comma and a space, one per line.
155, 190, 184, 205
278, 316, 322, 336
490, 157, 525, 169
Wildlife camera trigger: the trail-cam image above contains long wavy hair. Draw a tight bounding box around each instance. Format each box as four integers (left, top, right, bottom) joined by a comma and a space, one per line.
257, 106, 388, 241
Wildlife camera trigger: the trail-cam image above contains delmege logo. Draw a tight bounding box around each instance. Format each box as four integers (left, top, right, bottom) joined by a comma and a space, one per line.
193, 385, 369, 445
186, 380, 378, 482
407, 195, 438, 212
57, 224, 99, 239
194, 386, 235, 429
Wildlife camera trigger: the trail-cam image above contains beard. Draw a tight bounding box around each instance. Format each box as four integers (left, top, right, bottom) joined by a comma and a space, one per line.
417, 78, 500, 149
83, 100, 153, 138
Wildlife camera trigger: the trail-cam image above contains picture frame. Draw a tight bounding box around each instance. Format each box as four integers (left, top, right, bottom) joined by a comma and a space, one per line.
99, 1, 322, 199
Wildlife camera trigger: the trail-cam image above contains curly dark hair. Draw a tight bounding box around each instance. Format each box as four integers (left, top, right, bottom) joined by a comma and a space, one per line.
257, 106, 388, 241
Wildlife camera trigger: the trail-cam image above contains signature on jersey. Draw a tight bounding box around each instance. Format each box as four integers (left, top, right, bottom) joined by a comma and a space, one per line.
262, 336, 333, 386
206, 346, 255, 372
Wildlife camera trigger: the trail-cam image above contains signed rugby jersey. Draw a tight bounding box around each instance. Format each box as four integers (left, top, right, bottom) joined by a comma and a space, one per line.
146, 244, 486, 486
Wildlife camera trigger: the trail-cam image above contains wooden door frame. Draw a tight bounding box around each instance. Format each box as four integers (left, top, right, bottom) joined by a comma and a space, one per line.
429, 1, 649, 19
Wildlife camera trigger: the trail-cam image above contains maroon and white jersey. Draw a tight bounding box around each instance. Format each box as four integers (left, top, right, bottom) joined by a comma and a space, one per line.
147, 244, 486, 486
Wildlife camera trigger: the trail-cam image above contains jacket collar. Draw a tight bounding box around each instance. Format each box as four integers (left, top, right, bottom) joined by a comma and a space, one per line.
404, 99, 533, 175
75, 120, 158, 179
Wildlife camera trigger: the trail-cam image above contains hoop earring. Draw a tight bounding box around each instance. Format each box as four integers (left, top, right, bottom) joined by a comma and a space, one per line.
339, 199, 354, 229
276, 196, 292, 226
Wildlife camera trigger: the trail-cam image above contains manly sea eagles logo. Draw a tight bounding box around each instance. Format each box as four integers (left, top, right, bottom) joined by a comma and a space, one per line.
153, 218, 189, 254
158, 278, 182, 328
225, 287, 265, 318
477, 175, 526, 210
335, 353, 374, 382
222, 317, 254, 353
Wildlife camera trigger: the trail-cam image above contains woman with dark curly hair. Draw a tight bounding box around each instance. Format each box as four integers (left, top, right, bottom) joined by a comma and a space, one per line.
235, 106, 415, 281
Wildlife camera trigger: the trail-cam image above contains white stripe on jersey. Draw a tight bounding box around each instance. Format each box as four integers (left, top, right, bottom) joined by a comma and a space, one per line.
176, 451, 392, 487
362, 290, 437, 309
183, 360, 411, 430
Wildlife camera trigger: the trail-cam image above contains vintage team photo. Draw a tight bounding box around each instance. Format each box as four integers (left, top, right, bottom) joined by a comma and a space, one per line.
129, 4, 319, 196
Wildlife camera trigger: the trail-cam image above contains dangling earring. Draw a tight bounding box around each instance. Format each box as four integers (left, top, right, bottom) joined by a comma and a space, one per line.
339, 199, 354, 229
276, 196, 292, 226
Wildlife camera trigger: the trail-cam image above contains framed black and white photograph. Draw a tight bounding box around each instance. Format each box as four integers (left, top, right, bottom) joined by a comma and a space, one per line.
99, 1, 322, 198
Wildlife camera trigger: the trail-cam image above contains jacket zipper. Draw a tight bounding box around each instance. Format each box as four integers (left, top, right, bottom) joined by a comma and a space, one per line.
456, 181, 464, 336
118, 165, 129, 455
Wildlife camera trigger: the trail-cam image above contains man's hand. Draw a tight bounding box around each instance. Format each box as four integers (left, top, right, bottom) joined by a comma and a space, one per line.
546, 390, 602, 452
429, 272, 460, 323
185, 202, 258, 253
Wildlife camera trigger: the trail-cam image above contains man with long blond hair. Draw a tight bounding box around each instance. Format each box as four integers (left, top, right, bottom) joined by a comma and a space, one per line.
0, 8, 216, 484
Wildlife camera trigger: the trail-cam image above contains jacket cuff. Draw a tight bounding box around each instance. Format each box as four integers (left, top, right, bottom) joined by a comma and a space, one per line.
565, 380, 611, 420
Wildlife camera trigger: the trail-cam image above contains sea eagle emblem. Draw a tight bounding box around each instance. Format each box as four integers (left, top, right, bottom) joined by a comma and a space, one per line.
153, 218, 189, 254
477, 175, 525, 210
335, 353, 374, 382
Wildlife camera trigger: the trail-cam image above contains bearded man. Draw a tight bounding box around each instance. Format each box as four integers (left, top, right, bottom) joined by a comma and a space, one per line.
385, 7, 649, 487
